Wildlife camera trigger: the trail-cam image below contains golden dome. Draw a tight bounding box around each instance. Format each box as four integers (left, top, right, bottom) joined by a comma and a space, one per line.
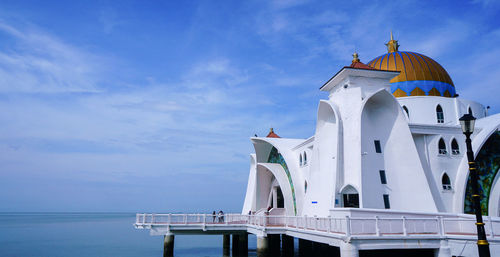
367, 34, 456, 98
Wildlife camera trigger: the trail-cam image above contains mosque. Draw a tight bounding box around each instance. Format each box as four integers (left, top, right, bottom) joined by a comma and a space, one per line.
242, 33, 500, 219
137, 34, 500, 257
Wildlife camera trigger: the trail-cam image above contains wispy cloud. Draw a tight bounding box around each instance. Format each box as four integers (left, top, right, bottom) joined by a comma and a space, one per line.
1, 1, 499, 211
0, 22, 106, 93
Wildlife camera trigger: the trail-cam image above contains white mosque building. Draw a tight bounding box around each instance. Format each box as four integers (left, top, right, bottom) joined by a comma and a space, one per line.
242, 34, 500, 220
136, 34, 500, 257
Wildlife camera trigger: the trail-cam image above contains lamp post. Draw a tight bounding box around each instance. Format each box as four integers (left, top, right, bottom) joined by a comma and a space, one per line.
459, 113, 491, 257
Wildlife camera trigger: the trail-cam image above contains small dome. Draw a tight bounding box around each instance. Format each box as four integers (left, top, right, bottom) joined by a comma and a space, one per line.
367, 34, 456, 98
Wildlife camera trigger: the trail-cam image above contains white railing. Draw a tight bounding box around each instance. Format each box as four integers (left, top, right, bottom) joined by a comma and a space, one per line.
135, 213, 500, 239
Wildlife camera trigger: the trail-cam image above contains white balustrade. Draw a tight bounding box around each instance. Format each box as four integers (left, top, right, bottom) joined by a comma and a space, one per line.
134, 212, 498, 241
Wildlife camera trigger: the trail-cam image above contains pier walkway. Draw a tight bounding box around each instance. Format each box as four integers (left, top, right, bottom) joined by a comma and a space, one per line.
135, 209, 500, 256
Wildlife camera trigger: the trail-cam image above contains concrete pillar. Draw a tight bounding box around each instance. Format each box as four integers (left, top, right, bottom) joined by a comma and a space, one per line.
222, 234, 230, 257
434, 240, 452, 257
232, 234, 240, 256
238, 233, 248, 256
163, 234, 174, 257
340, 241, 358, 257
299, 239, 312, 257
281, 235, 294, 257
256, 236, 269, 257
268, 234, 281, 256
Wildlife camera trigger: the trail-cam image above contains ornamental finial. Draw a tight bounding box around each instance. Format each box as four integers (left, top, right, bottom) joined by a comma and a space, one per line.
385, 30, 400, 53
352, 52, 360, 63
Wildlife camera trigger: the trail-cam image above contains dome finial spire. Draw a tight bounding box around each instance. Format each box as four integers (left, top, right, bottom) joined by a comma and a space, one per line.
352, 52, 360, 63
385, 30, 399, 53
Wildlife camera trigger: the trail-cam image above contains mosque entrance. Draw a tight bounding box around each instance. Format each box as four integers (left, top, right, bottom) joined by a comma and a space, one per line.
255, 163, 295, 215
268, 185, 285, 209
341, 185, 359, 208
343, 194, 359, 208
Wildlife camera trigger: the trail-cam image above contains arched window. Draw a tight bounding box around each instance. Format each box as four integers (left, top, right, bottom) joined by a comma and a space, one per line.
436, 105, 444, 123
303, 152, 307, 165
468, 107, 473, 115
299, 154, 303, 166
442, 173, 452, 190
438, 138, 447, 155
451, 139, 460, 155
402, 106, 409, 118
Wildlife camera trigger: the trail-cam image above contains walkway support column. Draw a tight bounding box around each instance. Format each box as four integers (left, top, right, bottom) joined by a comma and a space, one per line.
269, 234, 281, 256
223, 234, 230, 257
163, 234, 174, 257
340, 241, 358, 257
238, 233, 248, 256
232, 234, 240, 256
299, 239, 312, 257
257, 236, 269, 257
282, 235, 294, 257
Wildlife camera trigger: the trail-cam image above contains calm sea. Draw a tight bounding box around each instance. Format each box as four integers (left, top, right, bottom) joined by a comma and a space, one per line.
0, 213, 258, 257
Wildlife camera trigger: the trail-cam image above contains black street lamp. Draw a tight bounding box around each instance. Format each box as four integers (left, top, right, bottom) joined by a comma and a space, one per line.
459, 113, 491, 257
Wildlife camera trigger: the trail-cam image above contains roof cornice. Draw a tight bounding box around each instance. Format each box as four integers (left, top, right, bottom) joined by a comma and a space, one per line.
320, 67, 399, 92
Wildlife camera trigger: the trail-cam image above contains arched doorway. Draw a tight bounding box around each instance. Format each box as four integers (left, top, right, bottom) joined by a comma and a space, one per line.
255, 163, 295, 216
341, 185, 359, 208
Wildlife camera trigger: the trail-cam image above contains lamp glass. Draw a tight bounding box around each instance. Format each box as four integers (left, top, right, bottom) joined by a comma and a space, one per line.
459, 114, 476, 134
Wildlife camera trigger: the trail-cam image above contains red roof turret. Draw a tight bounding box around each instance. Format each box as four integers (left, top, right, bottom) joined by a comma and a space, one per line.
266, 128, 280, 138
349, 52, 375, 70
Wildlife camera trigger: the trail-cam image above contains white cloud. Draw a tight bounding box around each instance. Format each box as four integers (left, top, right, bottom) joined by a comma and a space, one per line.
408, 20, 472, 58
0, 22, 107, 93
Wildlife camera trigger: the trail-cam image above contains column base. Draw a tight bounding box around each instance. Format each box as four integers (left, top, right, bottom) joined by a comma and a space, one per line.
163, 234, 174, 257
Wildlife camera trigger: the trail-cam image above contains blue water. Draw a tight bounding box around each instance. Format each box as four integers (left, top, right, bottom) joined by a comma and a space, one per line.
0, 213, 258, 257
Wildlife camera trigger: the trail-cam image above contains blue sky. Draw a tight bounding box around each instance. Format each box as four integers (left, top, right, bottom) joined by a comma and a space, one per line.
0, 0, 499, 212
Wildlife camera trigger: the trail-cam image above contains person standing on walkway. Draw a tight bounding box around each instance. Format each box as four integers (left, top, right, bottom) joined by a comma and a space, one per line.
212, 211, 216, 223
218, 210, 223, 223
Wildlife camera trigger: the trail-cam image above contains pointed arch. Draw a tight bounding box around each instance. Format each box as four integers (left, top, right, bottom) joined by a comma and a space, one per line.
340, 185, 359, 208
438, 138, 447, 155
451, 138, 460, 155
442, 173, 452, 190
436, 105, 444, 123
250, 138, 303, 215
256, 163, 295, 215
359, 89, 438, 212
452, 115, 500, 214
464, 131, 500, 215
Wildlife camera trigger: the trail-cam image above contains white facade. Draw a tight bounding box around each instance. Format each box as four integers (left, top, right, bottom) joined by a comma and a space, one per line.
241, 65, 500, 219
136, 44, 500, 257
